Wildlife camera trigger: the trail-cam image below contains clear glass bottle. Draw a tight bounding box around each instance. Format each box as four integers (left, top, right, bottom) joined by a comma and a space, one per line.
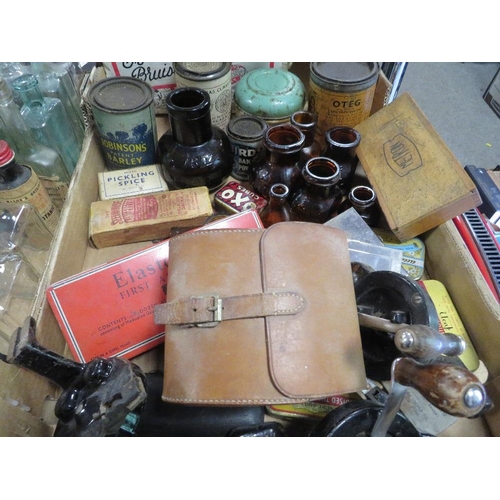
290, 110, 322, 167
0, 62, 29, 107
251, 123, 305, 198
0, 140, 60, 235
0, 202, 53, 275
31, 62, 85, 145
322, 126, 361, 196
289, 156, 342, 223
337, 185, 380, 227
0, 78, 70, 210
259, 183, 294, 228
158, 87, 233, 192
12, 74, 81, 174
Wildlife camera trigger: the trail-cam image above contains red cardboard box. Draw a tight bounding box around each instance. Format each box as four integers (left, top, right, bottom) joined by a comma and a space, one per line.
47, 210, 263, 362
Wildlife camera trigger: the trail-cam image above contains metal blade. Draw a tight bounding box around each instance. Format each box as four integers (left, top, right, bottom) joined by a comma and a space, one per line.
371, 381, 407, 437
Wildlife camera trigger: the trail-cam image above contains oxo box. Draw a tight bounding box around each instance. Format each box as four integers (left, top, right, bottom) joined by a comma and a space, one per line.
46, 210, 263, 363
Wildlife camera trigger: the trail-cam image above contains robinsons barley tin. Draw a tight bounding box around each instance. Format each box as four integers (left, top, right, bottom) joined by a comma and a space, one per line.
89, 77, 158, 171
309, 62, 379, 138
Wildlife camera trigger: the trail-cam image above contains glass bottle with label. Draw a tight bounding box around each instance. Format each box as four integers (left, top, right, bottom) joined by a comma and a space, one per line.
31, 62, 85, 145
322, 126, 361, 196
0, 78, 70, 210
259, 183, 294, 228
158, 87, 233, 192
289, 157, 342, 223
0, 140, 60, 235
250, 124, 305, 198
12, 74, 81, 174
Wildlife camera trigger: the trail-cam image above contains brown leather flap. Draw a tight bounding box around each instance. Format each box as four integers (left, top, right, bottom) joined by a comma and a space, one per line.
260, 222, 366, 398
156, 222, 366, 404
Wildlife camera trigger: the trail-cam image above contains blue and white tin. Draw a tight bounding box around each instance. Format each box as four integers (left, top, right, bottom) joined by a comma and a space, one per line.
89, 76, 158, 171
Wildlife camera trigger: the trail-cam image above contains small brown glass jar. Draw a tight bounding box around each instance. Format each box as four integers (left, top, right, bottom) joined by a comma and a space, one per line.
338, 185, 380, 227
259, 183, 294, 228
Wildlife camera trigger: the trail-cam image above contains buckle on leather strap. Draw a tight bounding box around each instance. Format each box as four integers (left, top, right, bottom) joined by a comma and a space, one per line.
196, 294, 223, 327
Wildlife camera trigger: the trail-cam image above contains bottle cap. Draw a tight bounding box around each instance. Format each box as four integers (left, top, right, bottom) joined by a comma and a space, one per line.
0, 140, 14, 166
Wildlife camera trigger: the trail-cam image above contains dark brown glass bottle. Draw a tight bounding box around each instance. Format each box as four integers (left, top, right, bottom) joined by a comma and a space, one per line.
322, 126, 361, 196
289, 157, 342, 223
259, 183, 294, 228
0, 140, 60, 234
250, 124, 305, 198
158, 87, 233, 192
338, 185, 380, 227
290, 110, 322, 166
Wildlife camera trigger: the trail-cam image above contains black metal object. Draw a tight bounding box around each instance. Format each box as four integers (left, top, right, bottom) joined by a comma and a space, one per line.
308, 400, 423, 437
355, 271, 440, 381
5, 316, 147, 437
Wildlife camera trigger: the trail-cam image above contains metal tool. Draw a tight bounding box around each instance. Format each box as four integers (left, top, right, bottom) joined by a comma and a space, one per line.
371, 357, 489, 437
358, 313, 466, 363
4, 316, 147, 437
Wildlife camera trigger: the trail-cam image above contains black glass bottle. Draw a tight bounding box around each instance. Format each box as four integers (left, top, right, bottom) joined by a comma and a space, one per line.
158, 87, 233, 192
322, 126, 361, 196
289, 156, 342, 223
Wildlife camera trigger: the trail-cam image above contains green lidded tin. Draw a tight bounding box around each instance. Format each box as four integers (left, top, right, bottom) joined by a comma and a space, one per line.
89, 76, 158, 171
233, 68, 306, 125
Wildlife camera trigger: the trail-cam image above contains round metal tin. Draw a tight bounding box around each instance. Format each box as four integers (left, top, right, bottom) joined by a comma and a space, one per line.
89, 77, 158, 171
309, 62, 379, 136
234, 68, 306, 123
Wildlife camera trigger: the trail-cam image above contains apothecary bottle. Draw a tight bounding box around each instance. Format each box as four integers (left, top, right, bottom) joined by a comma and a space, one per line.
32, 62, 85, 145
338, 185, 380, 227
290, 110, 322, 166
289, 156, 342, 223
259, 183, 294, 228
322, 126, 361, 195
158, 87, 233, 192
12, 74, 81, 174
0, 62, 29, 107
0, 140, 60, 235
0, 78, 70, 210
251, 123, 305, 198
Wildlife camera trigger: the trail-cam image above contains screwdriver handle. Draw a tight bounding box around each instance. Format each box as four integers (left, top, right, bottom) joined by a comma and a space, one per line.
394, 325, 465, 361
394, 357, 486, 418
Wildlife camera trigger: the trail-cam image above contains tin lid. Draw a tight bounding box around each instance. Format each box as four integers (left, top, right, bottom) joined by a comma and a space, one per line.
227, 115, 268, 142
234, 68, 306, 119
310, 62, 379, 86
174, 63, 231, 81
89, 77, 154, 113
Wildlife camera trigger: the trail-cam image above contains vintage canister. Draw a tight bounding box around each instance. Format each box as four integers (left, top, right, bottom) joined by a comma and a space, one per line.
89, 77, 158, 171
309, 62, 379, 139
233, 68, 306, 125
226, 115, 267, 182
173, 62, 232, 131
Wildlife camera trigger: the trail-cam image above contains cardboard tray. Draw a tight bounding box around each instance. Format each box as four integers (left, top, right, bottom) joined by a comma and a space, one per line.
1, 67, 499, 437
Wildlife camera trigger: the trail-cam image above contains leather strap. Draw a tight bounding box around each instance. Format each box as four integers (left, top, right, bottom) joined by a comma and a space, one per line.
155, 291, 305, 327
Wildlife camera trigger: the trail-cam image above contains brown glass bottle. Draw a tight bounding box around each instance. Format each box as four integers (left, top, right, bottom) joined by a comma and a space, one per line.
322, 126, 361, 196
250, 124, 305, 198
158, 87, 233, 192
289, 157, 342, 223
290, 110, 322, 166
0, 140, 60, 234
259, 183, 294, 228
338, 185, 380, 227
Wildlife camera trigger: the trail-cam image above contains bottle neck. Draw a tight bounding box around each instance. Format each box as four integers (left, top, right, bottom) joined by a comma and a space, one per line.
268, 183, 289, 207
170, 112, 213, 146
12, 75, 46, 109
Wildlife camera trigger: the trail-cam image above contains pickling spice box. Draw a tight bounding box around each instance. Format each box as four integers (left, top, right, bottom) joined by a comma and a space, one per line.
0, 63, 499, 437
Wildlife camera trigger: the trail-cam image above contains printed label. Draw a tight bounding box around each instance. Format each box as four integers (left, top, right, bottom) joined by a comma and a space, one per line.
309, 79, 376, 137
0, 168, 60, 234
111, 196, 159, 225
39, 175, 69, 211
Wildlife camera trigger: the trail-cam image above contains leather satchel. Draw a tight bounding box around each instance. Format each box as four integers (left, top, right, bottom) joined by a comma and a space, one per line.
154, 221, 366, 405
